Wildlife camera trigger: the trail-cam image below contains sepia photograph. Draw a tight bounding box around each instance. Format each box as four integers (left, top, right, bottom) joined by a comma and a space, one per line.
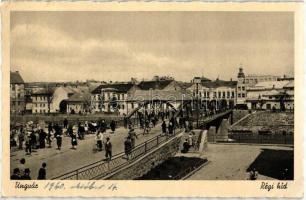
1, 2, 304, 198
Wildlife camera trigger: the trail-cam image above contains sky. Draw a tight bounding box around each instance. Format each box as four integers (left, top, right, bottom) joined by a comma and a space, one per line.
10, 11, 294, 82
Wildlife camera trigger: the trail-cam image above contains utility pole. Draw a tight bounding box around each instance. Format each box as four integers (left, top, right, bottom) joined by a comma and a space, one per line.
194, 79, 201, 128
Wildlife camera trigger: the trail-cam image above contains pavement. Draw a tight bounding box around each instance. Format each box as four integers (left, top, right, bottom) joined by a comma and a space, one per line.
186, 143, 293, 180
10, 124, 166, 179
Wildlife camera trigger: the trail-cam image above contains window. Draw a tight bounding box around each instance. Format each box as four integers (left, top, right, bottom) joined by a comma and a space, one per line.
117, 94, 120, 100
207, 91, 210, 98
122, 104, 125, 110
227, 91, 230, 98
242, 86, 245, 91
213, 92, 216, 98
218, 92, 221, 98
232, 92, 235, 98
238, 93, 241, 98
242, 93, 245, 98
222, 92, 225, 98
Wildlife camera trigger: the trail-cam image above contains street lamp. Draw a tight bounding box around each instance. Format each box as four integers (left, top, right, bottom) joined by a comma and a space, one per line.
194, 79, 201, 128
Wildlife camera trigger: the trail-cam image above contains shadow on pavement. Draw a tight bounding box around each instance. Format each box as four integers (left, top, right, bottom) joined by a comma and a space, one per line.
247, 148, 293, 180
136, 156, 207, 180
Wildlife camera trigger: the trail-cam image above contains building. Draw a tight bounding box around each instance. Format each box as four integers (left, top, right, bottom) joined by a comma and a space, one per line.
235, 66, 283, 107
66, 93, 91, 114
236, 67, 247, 107
244, 74, 280, 87
51, 86, 86, 113
91, 83, 136, 115
10, 71, 25, 114
31, 88, 53, 114
245, 80, 294, 110
187, 79, 237, 111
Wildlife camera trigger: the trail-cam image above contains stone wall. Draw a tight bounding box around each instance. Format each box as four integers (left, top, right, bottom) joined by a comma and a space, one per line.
104, 134, 182, 180
230, 111, 294, 134
232, 110, 250, 124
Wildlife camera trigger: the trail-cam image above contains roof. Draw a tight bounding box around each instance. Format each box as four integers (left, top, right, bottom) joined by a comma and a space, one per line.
174, 81, 193, 90
283, 80, 294, 89
92, 83, 135, 94
250, 80, 290, 90
193, 76, 211, 82
66, 92, 91, 102
200, 80, 237, 88
10, 71, 24, 84
32, 88, 54, 95
137, 80, 173, 90
127, 89, 193, 102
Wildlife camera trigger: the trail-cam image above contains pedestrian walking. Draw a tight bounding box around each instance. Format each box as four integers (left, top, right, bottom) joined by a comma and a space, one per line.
124, 137, 132, 160
161, 120, 167, 134
25, 132, 32, 155
71, 126, 78, 150
168, 122, 173, 135
39, 129, 47, 149
95, 131, 103, 151
104, 137, 112, 161
110, 120, 116, 133
47, 122, 53, 148
128, 128, 138, 148
37, 162, 47, 180
18, 130, 25, 150
78, 123, 85, 140
63, 118, 68, 129
188, 133, 193, 148
30, 131, 37, 149
54, 124, 62, 150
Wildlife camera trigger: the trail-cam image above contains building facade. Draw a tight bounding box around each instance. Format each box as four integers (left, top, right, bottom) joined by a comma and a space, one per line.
245, 80, 294, 110
31, 88, 53, 114
187, 79, 237, 111
10, 71, 25, 114
91, 83, 136, 115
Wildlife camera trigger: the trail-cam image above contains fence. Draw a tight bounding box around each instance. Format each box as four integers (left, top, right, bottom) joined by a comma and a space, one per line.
227, 133, 294, 145
52, 131, 179, 180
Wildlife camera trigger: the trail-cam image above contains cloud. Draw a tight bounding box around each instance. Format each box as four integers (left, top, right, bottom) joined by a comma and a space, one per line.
11, 23, 194, 82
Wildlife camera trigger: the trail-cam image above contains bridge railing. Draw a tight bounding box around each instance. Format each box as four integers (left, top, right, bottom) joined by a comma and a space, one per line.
52, 131, 180, 180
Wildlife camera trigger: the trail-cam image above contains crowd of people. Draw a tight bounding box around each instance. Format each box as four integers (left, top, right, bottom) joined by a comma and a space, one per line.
11, 158, 47, 180
10, 108, 200, 179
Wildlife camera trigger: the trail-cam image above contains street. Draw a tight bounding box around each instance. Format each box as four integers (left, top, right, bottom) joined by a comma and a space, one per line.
10, 124, 165, 179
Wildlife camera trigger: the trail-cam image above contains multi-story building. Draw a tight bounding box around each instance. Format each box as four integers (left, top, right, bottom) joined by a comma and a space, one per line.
187, 79, 237, 110
31, 88, 53, 114
236, 67, 247, 107
245, 80, 294, 110
91, 83, 137, 115
10, 71, 25, 114
244, 74, 280, 87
